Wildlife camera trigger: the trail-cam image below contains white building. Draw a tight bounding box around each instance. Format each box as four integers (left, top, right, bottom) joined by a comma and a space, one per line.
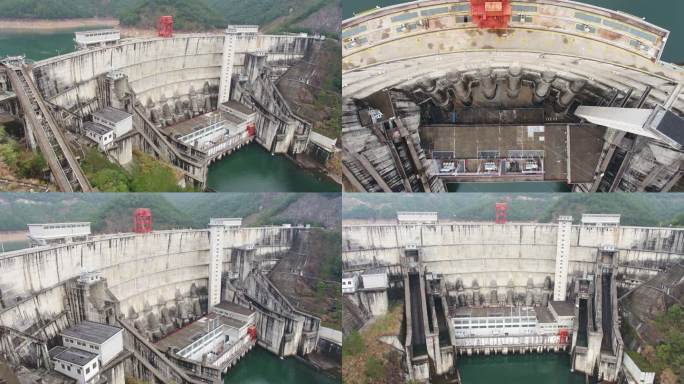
174, 104, 255, 157
209, 218, 242, 227
361, 267, 388, 290
549, 301, 575, 329
451, 305, 573, 350
581, 214, 621, 227
220, 100, 256, 123
61, 321, 124, 366
309, 131, 338, 154
92, 107, 133, 138
397, 212, 439, 224
49, 346, 100, 384
173, 311, 256, 367
213, 301, 256, 324
27, 222, 91, 246
342, 272, 359, 294
83, 121, 114, 150
74, 29, 120, 49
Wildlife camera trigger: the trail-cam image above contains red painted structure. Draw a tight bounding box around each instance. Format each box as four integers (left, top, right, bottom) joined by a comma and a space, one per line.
495, 202, 507, 224
470, 0, 512, 29
248, 325, 257, 340
157, 16, 174, 38
559, 329, 569, 344
134, 208, 153, 233
247, 122, 256, 137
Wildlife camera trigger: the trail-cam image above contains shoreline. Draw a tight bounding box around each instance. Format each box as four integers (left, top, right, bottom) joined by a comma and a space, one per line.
0, 18, 119, 31
0, 231, 28, 242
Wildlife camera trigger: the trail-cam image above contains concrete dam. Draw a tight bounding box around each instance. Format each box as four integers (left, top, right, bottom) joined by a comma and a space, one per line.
0, 221, 329, 383
341, 0, 684, 193
342, 212, 684, 382
0, 27, 330, 190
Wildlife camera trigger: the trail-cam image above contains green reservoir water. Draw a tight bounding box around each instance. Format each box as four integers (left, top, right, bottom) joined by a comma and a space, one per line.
458, 354, 586, 384
0, 28, 83, 60
206, 144, 340, 192
0, 240, 30, 253
343, 0, 683, 64
0, 30, 340, 192
223, 348, 338, 384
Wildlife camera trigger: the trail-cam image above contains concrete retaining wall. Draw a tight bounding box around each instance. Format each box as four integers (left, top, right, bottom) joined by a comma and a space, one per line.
32, 34, 311, 118
343, 222, 684, 294
0, 227, 293, 335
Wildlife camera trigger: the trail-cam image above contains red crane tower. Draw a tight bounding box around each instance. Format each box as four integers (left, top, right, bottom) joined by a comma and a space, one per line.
495, 202, 507, 224
134, 208, 153, 233
157, 16, 174, 38
470, 0, 512, 29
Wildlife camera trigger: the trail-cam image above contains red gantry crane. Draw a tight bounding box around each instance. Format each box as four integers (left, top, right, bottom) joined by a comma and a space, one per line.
134, 208, 153, 233
470, 0, 512, 29
495, 202, 508, 224
157, 16, 174, 37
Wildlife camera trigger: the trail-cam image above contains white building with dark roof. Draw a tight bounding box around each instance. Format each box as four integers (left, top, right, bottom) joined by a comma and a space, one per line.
49, 346, 100, 384
92, 107, 133, 138
213, 301, 256, 324
74, 29, 120, 49
27, 222, 91, 247
342, 272, 359, 294
83, 121, 114, 150
61, 321, 123, 366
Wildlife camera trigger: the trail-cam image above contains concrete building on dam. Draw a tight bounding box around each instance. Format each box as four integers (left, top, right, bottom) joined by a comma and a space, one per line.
0, 217, 338, 383
341, 0, 684, 192
342, 211, 684, 382
0, 24, 337, 191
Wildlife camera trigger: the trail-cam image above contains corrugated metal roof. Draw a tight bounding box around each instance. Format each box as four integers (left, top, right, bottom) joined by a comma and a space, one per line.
93, 107, 131, 123
61, 321, 122, 344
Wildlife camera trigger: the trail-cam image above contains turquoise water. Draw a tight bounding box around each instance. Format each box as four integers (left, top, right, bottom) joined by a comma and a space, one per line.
223, 348, 338, 384
0, 28, 85, 61
0, 240, 30, 253
343, 0, 684, 63
206, 144, 340, 192
458, 353, 587, 384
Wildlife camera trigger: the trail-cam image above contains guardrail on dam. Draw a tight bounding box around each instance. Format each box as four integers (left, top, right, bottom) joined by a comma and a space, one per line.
341, 0, 684, 192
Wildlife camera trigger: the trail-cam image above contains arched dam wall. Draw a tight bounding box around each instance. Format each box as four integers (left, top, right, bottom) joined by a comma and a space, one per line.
343, 222, 684, 295
341, 0, 684, 193
32, 34, 311, 117
0, 226, 295, 340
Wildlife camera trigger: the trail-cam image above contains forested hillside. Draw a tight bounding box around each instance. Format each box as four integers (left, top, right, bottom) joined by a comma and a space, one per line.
343, 194, 684, 227
0, 193, 341, 232
0, 0, 341, 34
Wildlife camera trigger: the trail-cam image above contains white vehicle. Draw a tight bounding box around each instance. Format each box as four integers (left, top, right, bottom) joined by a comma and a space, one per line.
440, 162, 456, 173
484, 162, 498, 172
525, 161, 539, 171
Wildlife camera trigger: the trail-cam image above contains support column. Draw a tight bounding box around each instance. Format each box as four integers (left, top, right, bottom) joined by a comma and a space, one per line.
554, 216, 572, 301
534, 70, 556, 104
451, 74, 472, 106
506, 64, 522, 98
479, 67, 497, 100
557, 79, 587, 110
208, 221, 225, 309
218, 28, 238, 105
23, 115, 37, 152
